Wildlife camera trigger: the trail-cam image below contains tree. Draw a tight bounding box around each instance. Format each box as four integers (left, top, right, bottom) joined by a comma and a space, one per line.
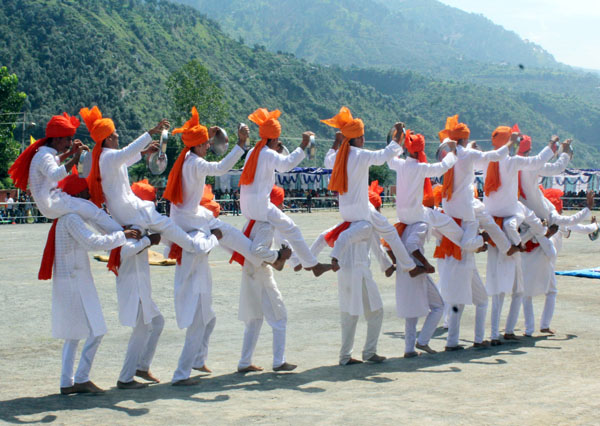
0, 66, 26, 188
165, 60, 231, 183
368, 164, 393, 187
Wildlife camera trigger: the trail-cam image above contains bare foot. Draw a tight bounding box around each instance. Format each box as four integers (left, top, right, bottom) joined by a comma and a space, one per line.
237, 364, 264, 373
136, 369, 160, 383
310, 262, 332, 277
408, 266, 427, 277
192, 365, 212, 374
270, 245, 292, 271
385, 265, 396, 277
475, 243, 488, 253
293, 264, 303, 272
172, 376, 201, 386
506, 245, 520, 256
540, 328, 556, 335
422, 262, 435, 274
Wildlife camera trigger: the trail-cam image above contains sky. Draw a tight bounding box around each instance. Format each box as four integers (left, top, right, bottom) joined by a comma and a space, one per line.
439, 0, 600, 70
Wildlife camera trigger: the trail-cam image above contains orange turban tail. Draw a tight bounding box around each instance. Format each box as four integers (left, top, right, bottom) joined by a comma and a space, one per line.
200, 184, 221, 218
163, 107, 209, 205
9, 113, 80, 191
368, 180, 383, 209
131, 178, 156, 202
238, 108, 282, 187
80, 106, 116, 207
321, 107, 365, 195
270, 185, 285, 207
438, 114, 470, 142
484, 126, 512, 196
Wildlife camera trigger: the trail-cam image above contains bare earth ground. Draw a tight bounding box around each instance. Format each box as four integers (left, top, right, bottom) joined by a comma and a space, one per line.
0, 208, 599, 425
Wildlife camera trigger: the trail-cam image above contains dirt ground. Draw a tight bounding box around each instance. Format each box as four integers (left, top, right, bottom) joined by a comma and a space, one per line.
0, 208, 599, 425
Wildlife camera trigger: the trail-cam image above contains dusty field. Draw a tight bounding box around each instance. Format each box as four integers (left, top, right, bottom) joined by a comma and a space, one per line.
0, 208, 599, 425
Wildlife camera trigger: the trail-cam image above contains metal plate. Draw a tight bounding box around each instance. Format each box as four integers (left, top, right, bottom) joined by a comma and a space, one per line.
77, 150, 92, 178
209, 127, 229, 156
436, 141, 453, 162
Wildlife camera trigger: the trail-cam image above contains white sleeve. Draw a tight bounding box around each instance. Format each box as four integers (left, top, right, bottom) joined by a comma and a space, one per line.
194, 145, 244, 178
106, 132, 152, 168
422, 152, 457, 178
513, 146, 554, 171
270, 147, 306, 173
120, 236, 151, 259
65, 214, 126, 251
371, 231, 393, 272
538, 153, 570, 177
190, 229, 219, 254
386, 156, 404, 171
472, 146, 509, 170
324, 149, 336, 169
40, 153, 68, 182
365, 141, 403, 167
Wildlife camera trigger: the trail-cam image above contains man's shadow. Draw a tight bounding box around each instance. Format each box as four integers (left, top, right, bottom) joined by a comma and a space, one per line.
0, 332, 577, 424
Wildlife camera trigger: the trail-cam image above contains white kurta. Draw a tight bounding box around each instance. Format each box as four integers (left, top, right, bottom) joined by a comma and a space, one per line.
435, 220, 487, 305
483, 147, 553, 218
312, 221, 391, 316
388, 153, 457, 224
238, 221, 286, 323
521, 235, 557, 298
395, 222, 437, 318
171, 146, 244, 228
240, 146, 305, 221
99, 132, 156, 227
173, 230, 219, 329
324, 142, 402, 222
116, 235, 162, 327
519, 152, 569, 221
442, 144, 508, 222
52, 214, 126, 339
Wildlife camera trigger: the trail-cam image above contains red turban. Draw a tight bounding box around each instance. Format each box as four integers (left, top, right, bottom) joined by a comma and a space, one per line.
239, 108, 282, 186
164, 107, 210, 205
518, 135, 532, 155
39, 169, 88, 280
200, 184, 221, 218
79, 106, 116, 207
484, 126, 512, 196
405, 130, 433, 201
131, 178, 156, 202
321, 106, 365, 195
542, 186, 564, 213
438, 114, 470, 142
9, 113, 80, 191
270, 185, 285, 207
368, 180, 383, 209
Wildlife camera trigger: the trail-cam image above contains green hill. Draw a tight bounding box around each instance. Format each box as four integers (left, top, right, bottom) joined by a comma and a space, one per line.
0, 0, 598, 178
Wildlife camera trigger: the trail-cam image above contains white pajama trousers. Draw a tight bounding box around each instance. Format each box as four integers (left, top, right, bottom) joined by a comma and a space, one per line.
265, 206, 318, 268
61, 335, 103, 388
238, 291, 288, 369
477, 211, 511, 254
491, 292, 523, 340
523, 291, 557, 335
146, 211, 199, 253
339, 285, 383, 365
404, 283, 444, 353
446, 303, 488, 347
172, 300, 216, 382
59, 194, 122, 233
118, 309, 165, 383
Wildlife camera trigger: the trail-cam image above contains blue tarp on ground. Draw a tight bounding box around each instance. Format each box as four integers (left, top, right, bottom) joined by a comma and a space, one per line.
555, 268, 600, 279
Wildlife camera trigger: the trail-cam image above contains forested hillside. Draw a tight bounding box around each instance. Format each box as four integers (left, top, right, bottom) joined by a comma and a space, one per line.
0, 0, 598, 172
175, 0, 600, 106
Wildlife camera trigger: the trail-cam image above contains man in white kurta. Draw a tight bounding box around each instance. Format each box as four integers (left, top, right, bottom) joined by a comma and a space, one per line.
45, 175, 134, 394
388, 132, 462, 246
172, 228, 221, 386
237, 186, 296, 372
483, 127, 554, 344
239, 108, 327, 274
79, 106, 203, 255
321, 113, 417, 275
311, 217, 393, 364
166, 111, 281, 268
521, 191, 596, 336
9, 112, 121, 233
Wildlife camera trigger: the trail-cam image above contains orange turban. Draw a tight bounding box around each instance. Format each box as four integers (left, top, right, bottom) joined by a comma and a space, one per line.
270, 185, 285, 207
518, 135, 532, 155
163, 107, 209, 205
321, 106, 365, 194
542, 186, 564, 213
438, 114, 470, 142
484, 126, 512, 195
239, 108, 282, 186
368, 180, 383, 209
131, 178, 156, 202
9, 112, 80, 191
200, 184, 221, 218
79, 106, 116, 207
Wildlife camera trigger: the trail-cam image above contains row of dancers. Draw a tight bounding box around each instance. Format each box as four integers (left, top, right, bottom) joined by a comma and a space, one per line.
8, 106, 597, 393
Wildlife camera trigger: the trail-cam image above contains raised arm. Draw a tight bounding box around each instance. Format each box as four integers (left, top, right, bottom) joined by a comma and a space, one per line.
422, 151, 458, 178
538, 152, 570, 177
472, 145, 509, 170
40, 152, 68, 183
513, 146, 554, 171
365, 141, 403, 167
196, 145, 244, 178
